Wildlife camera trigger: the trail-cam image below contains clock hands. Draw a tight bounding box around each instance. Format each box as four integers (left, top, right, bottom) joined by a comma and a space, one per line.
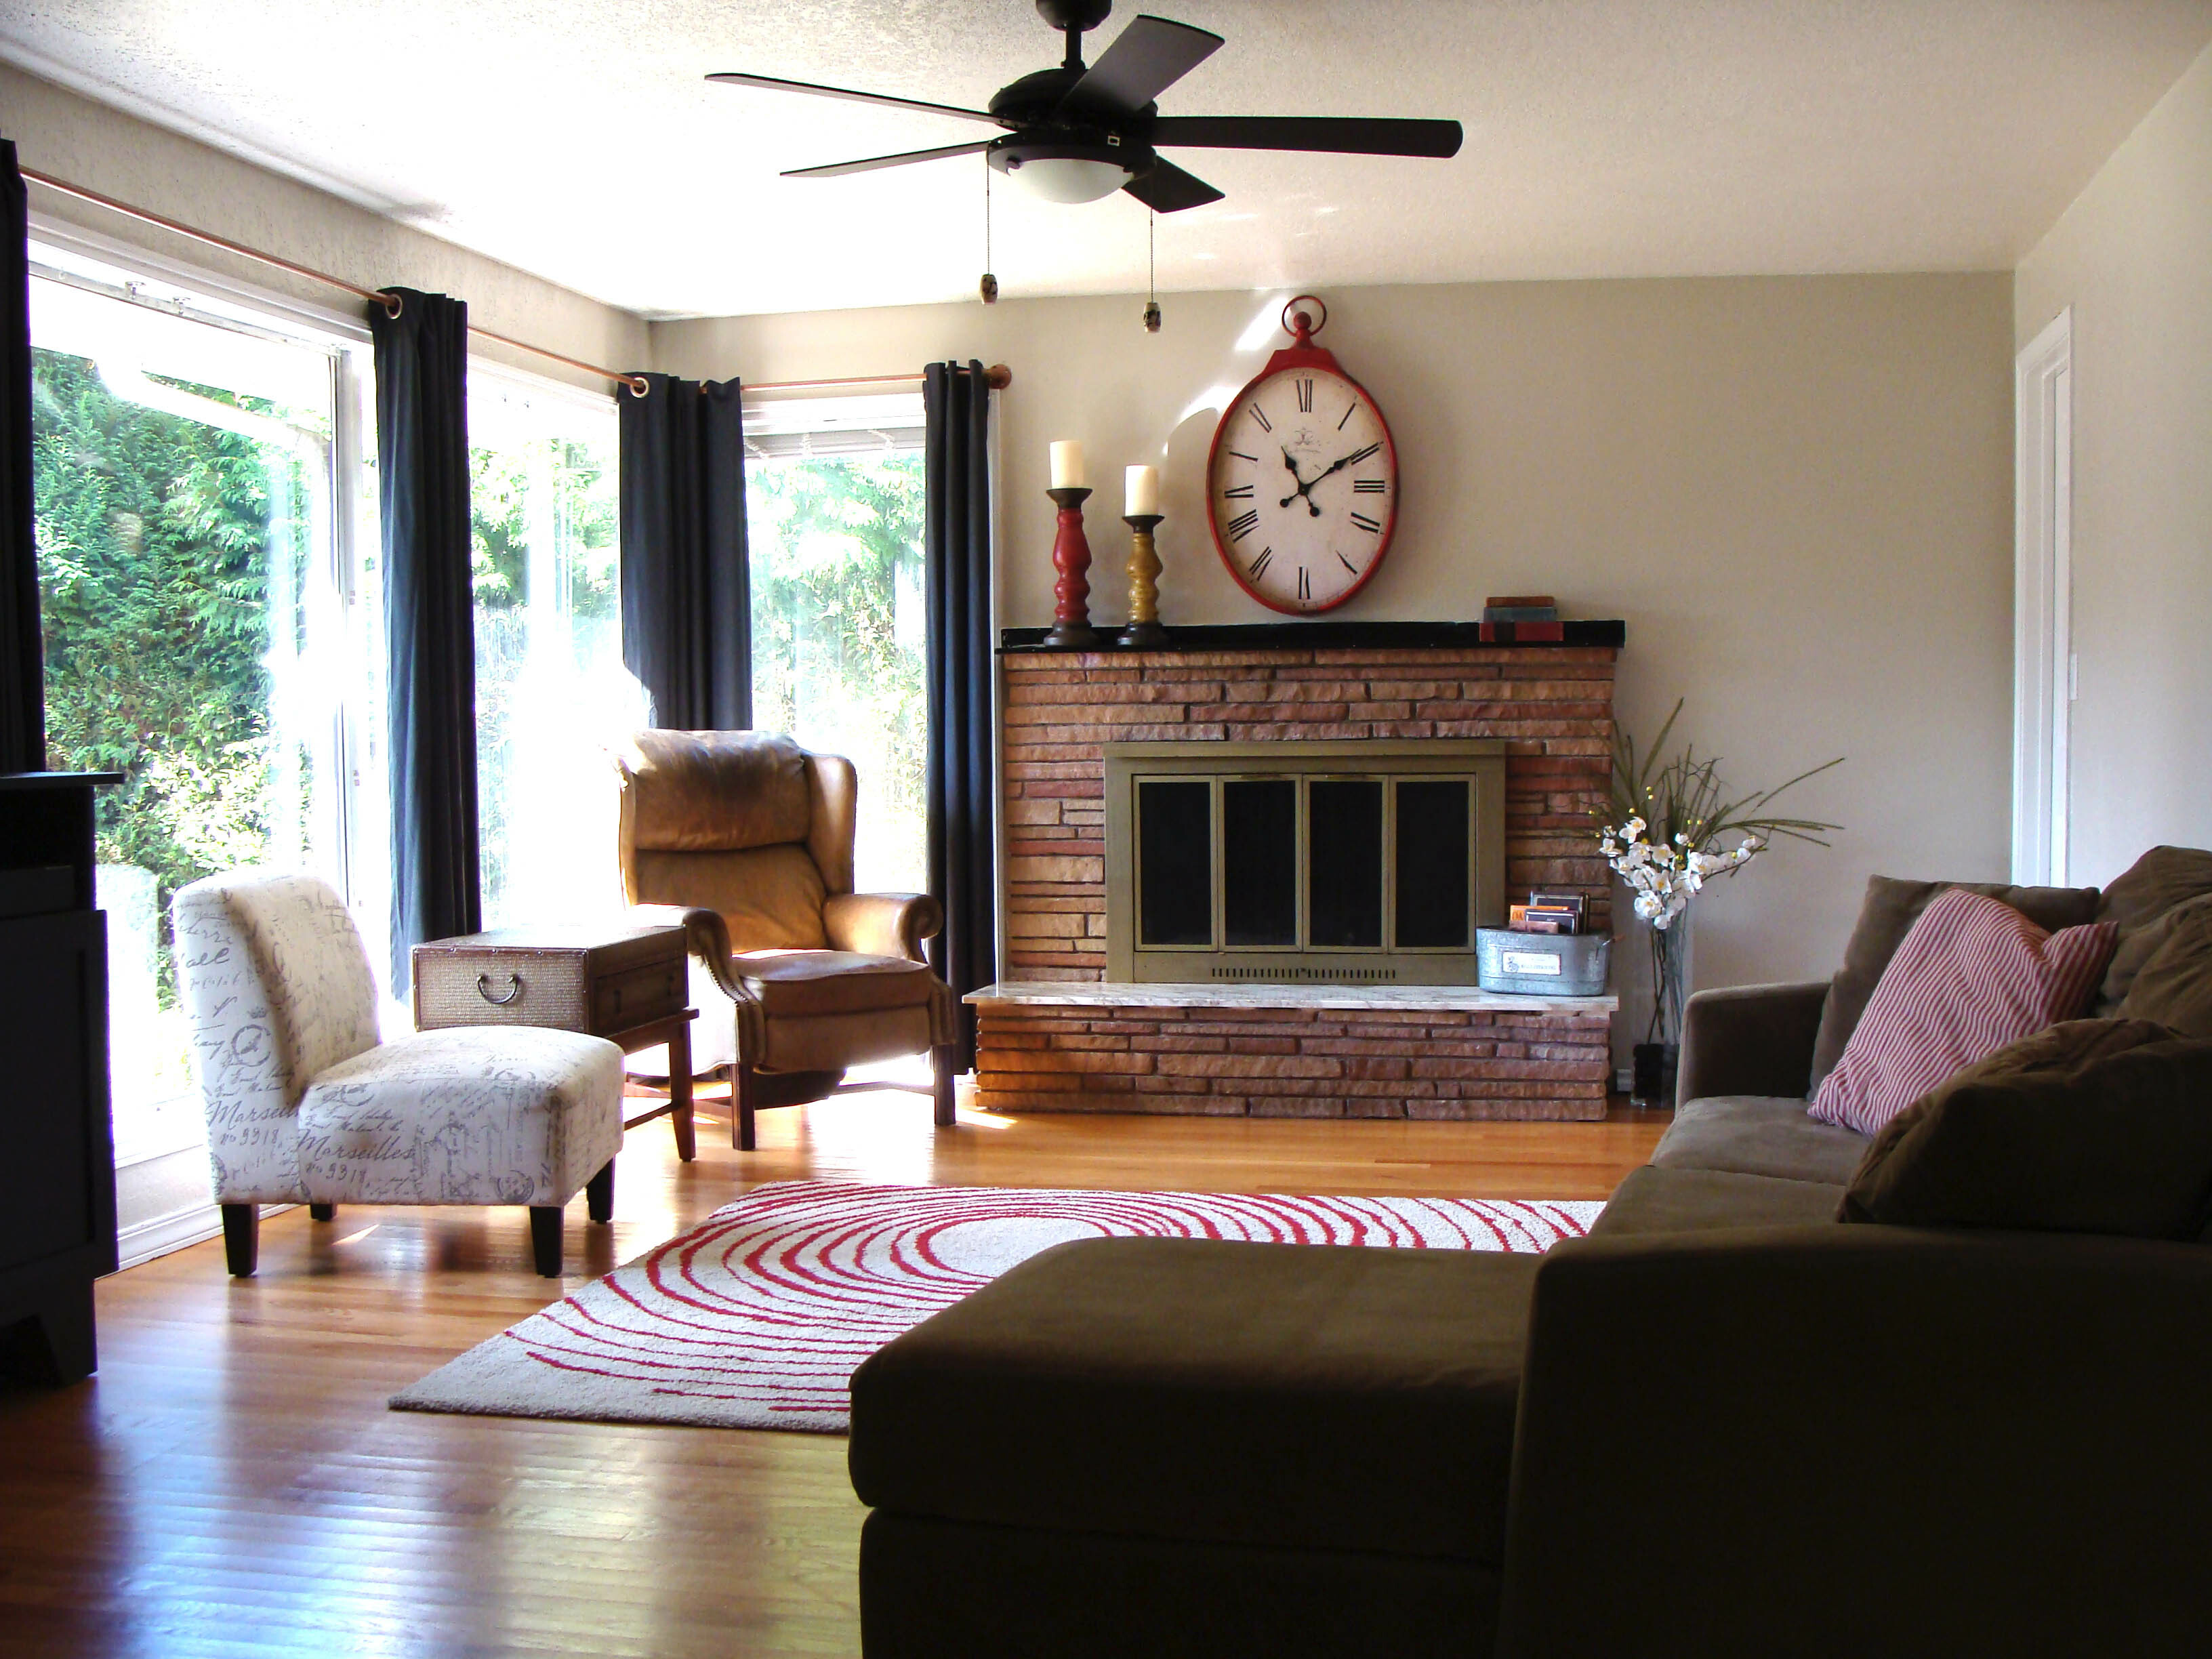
1306, 441, 1383, 491
1278, 441, 1384, 512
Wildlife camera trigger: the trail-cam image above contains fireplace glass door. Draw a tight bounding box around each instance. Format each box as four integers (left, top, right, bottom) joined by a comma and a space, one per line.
1136, 779, 1212, 947
1107, 740, 1507, 983
1223, 779, 1297, 947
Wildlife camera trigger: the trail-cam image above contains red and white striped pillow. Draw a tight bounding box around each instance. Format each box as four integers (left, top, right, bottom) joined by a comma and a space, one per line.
1809, 888, 2118, 1136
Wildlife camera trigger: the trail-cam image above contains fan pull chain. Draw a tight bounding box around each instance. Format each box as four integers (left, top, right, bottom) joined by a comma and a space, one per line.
1142, 210, 1161, 333
980, 156, 998, 304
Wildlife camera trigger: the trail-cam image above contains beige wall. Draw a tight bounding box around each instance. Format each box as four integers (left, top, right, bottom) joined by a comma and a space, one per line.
2015, 40, 2212, 890
3, 63, 645, 390
660, 272, 2018, 1003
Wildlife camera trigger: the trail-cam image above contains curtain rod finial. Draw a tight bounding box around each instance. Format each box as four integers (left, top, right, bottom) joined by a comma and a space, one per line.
985, 363, 1012, 390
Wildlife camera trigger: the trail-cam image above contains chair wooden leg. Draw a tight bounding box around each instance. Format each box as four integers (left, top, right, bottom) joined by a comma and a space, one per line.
735, 1061, 758, 1151
221, 1204, 259, 1277
669, 1021, 697, 1163
309, 1202, 335, 1222
932, 1045, 958, 1128
529, 1206, 565, 1278
586, 1160, 615, 1224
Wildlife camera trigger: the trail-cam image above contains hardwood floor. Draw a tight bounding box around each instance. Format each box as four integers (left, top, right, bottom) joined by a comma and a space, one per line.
0, 1089, 1665, 1658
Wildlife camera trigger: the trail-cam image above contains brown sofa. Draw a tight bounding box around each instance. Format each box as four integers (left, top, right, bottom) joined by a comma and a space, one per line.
847, 847, 2212, 1658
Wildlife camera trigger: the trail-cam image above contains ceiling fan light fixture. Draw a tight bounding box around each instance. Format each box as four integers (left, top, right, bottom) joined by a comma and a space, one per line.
991, 140, 1136, 204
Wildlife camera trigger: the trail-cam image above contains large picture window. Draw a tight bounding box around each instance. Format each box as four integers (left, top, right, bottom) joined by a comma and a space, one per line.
27, 241, 382, 1165
745, 394, 929, 893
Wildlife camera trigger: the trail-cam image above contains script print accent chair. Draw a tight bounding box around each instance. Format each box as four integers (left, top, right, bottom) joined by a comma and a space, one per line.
613, 730, 959, 1150
175, 872, 625, 1278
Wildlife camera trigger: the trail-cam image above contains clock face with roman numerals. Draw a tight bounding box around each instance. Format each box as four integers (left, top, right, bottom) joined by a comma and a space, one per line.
1207, 359, 1397, 615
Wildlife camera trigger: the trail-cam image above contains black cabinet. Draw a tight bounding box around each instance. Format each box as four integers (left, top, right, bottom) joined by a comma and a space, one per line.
0, 772, 118, 1383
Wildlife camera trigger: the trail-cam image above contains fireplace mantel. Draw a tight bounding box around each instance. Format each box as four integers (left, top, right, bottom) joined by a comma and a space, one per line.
1002, 620, 1626, 654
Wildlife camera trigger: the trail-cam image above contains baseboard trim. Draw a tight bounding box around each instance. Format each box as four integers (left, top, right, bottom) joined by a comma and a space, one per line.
116, 1201, 296, 1271
116, 1200, 223, 1270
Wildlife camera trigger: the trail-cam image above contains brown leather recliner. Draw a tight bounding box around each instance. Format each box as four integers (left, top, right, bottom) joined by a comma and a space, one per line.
614, 729, 958, 1149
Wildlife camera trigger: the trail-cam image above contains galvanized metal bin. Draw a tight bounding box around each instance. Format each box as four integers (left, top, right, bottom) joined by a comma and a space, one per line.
1475, 928, 1612, 997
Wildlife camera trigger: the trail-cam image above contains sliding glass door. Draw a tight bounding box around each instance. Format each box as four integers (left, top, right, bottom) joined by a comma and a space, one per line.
467, 371, 639, 928
26, 245, 382, 1165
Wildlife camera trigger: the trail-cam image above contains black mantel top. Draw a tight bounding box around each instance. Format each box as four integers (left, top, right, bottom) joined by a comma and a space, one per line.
999, 620, 1626, 654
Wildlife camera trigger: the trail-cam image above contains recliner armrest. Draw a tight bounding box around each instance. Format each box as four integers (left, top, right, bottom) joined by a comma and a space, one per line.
624, 903, 747, 1001
823, 891, 943, 963
1675, 979, 1828, 1104
1497, 1225, 2212, 1658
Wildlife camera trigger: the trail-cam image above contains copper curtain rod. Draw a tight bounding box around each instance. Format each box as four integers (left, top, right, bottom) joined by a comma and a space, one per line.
22, 167, 1011, 401
738, 365, 1013, 396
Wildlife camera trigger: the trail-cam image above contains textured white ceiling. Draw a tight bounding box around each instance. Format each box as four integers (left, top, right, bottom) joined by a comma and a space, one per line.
5, 1, 2210, 319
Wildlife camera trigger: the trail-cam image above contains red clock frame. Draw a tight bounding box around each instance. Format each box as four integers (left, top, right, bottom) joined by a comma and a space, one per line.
1206, 296, 1400, 616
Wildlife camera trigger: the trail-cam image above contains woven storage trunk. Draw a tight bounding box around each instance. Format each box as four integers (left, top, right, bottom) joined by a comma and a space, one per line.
1474, 928, 1612, 997
413, 924, 687, 1038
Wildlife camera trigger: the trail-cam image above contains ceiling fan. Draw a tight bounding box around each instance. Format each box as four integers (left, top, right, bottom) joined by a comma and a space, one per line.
709, 0, 1463, 212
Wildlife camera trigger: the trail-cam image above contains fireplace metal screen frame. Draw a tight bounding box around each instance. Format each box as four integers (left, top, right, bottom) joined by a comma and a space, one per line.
1103, 739, 1507, 984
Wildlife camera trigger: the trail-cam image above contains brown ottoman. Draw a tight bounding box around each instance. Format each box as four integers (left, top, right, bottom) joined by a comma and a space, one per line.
848, 1235, 1540, 1658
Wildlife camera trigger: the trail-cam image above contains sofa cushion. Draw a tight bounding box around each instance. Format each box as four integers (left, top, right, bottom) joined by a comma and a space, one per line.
1650, 1095, 1870, 1186
1808, 876, 2102, 1092
848, 1235, 1538, 1566
2093, 846, 2212, 1012
2114, 893, 2212, 1038
1592, 1166, 1844, 1238
1840, 1019, 2212, 1240
1808, 889, 2116, 1136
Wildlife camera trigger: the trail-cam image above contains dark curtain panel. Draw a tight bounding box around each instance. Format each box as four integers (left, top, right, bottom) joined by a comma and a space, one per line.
371, 287, 478, 987
924, 360, 997, 1067
0, 140, 43, 773
618, 374, 751, 729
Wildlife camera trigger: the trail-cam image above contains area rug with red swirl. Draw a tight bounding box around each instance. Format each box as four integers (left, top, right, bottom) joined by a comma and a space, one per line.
390, 1180, 1602, 1433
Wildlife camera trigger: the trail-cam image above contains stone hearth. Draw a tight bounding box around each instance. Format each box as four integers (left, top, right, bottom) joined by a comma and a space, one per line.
968, 981, 1618, 1122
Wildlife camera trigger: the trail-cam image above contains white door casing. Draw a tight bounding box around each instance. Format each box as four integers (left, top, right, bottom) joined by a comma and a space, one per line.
2013, 308, 2072, 886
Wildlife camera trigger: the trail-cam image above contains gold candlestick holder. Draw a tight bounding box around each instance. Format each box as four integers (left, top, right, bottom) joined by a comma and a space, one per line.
1118, 513, 1168, 647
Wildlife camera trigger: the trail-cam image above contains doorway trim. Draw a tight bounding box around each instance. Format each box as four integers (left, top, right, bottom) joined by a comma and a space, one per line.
2013, 307, 2073, 886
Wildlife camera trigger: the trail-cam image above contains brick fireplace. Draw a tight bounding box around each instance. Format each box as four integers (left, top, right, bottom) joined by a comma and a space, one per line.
976, 621, 1624, 1122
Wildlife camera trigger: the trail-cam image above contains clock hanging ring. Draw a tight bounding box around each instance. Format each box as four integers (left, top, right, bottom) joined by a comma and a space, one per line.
1206, 294, 1399, 615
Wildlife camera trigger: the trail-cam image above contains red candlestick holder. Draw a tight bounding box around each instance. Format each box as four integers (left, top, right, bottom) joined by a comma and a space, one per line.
1042, 485, 1101, 649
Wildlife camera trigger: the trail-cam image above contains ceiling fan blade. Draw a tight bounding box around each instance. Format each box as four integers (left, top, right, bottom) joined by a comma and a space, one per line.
1151, 116, 1463, 158
1059, 15, 1224, 119
782, 140, 997, 180
708, 71, 1002, 127
1122, 158, 1224, 214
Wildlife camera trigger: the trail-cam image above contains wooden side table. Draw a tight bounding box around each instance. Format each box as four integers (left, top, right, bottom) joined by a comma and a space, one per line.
412, 924, 700, 1162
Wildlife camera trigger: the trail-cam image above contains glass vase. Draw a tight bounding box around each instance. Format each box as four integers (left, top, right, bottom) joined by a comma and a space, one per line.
1632, 911, 1692, 1108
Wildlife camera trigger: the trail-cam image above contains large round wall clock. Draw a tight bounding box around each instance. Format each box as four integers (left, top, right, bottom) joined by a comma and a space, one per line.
1206, 295, 1399, 615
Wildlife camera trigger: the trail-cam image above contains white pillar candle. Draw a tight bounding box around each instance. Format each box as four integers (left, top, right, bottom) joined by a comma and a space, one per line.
1125, 464, 1159, 516
1050, 440, 1086, 491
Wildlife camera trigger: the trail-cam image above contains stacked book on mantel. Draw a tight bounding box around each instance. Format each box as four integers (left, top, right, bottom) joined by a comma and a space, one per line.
1479, 594, 1562, 642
